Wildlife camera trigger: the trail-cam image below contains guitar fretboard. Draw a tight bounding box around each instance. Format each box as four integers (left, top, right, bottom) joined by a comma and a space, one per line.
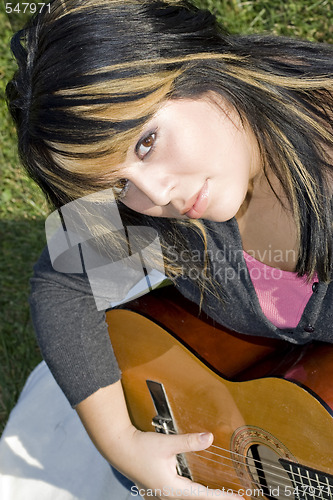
280, 459, 333, 500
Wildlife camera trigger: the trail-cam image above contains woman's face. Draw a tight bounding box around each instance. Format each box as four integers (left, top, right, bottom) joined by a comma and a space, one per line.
118, 96, 261, 221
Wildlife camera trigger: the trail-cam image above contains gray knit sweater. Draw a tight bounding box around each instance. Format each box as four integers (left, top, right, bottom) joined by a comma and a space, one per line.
30, 217, 332, 407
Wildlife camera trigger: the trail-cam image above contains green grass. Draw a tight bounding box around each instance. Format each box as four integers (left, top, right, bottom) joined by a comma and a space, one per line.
193, 0, 333, 42
0, 0, 332, 434
0, 2, 47, 432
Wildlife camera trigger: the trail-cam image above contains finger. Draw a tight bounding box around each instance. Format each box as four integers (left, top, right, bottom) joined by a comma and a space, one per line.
166, 431, 214, 455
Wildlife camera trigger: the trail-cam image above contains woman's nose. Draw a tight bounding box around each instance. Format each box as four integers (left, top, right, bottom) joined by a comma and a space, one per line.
129, 170, 176, 207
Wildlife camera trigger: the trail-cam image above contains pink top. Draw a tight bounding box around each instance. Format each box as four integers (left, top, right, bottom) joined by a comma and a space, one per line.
243, 251, 318, 329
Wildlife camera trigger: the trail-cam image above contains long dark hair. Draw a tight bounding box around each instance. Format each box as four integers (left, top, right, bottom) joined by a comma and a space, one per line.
6, 0, 333, 283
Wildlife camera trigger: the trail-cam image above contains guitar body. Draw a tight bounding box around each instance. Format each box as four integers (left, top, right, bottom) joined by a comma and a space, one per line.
106, 287, 333, 498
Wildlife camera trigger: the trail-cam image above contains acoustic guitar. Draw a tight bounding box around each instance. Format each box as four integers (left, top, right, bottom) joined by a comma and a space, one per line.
106, 287, 333, 500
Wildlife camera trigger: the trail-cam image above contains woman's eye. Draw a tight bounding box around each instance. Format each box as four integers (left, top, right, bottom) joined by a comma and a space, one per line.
136, 132, 156, 160
113, 178, 129, 200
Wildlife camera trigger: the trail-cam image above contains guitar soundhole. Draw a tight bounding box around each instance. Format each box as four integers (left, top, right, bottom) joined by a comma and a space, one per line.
246, 444, 293, 500
231, 426, 296, 500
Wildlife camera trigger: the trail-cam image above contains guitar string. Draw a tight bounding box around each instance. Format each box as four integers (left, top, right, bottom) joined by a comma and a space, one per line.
196, 450, 292, 485
207, 444, 333, 489
161, 430, 332, 490
190, 445, 333, 499
187, 464, 294, 499
164, 430, 293, 478
193, 451, 296, 488
190, 464, 333, 500
186, 461, 297, 499
193, 452, 294, 489
210, 443, 297, 476
163, 429, 285, 474
207, 446, 286, 470
177, 436, 333, 500
205, 447, 297, 483
190, 453, 332, 497
193, 451, 333, 492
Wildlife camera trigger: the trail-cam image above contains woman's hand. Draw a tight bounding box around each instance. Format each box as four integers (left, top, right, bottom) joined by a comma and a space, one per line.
125, 428, 241, 499
77, 381, 242, 500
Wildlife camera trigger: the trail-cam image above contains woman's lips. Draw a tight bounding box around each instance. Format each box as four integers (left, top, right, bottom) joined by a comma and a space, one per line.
185, 180, 209, 219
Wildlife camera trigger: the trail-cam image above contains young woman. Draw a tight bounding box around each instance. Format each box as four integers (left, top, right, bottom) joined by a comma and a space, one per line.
6, 0, 332, 498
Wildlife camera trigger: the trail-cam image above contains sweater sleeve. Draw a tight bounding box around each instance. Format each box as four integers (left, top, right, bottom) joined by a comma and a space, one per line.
29, 246, 121, 407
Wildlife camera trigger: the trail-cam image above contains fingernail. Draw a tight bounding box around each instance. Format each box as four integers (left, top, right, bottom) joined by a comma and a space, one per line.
199, 432, 212, 443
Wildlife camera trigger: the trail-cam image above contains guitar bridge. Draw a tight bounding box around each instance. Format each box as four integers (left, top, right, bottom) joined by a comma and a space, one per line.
146, 380, 192, 480
152, 415, 174, 434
